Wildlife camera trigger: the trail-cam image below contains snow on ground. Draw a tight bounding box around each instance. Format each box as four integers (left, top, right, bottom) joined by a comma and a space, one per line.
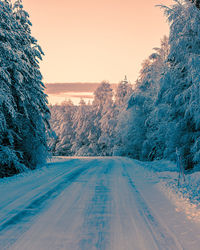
139, 159, 200, 223
0, 157, 200, 250
154, 162, 200, 223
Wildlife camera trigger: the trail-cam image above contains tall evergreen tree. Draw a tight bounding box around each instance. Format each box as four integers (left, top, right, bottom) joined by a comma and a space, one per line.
90, 81, 113, 155
157, 0, 200, 168
0, 0, 26, 177
55, 100, 76, 156
116, 38, 169, 160
72, 99, 94, 156
12, 0, 50, 168
0, 0, 50, 177
115, 76, 133, 107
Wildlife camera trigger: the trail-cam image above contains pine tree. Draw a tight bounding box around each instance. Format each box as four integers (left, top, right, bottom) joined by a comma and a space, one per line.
0, 0, 50, 177
116, 38, 169, 160
0, 0, 28, 176
112, 76, 133, 155
72, 100, 94, 156
115, 76, 133, 107
98, 99, 117, 156
55, 100, 76, 156
12, 0, 50, 168
90, 81, 113, 155
141, 36, 170, 160
157, 0, 200, 168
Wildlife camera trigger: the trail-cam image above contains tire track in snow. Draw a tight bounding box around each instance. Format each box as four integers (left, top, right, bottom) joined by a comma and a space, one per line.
0, 160, 83, 224
0, 162, 95, 249
123, 168, 183, 250
78, 161, 113, 250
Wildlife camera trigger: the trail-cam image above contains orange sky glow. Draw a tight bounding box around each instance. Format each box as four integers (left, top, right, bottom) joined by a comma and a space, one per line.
22, 0, 174, 86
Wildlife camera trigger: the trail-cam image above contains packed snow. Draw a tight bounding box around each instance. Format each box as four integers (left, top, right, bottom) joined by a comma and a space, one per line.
0, 157, 200, 250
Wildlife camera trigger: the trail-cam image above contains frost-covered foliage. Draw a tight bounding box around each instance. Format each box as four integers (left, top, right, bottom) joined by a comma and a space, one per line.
49, 0, 200, 168
49, 79, 133, 156
50, 101, 76, 156
156, 0, 200, 168
115, 36, 169, 160
0, 0, 50, 177
116, 0, 200, 169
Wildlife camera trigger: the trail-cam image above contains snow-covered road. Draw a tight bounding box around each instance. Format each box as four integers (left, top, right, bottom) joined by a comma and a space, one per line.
0, 157, 200, 250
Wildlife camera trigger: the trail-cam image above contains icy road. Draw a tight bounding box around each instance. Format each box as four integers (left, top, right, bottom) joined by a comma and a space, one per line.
0, 157, 200, 250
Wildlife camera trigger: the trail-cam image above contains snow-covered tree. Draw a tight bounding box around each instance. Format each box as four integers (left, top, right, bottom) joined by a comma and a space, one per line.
156, 0, 200, 168
115, 76, 133, 107
115, 93, 148, 158
89, 81, 113, 155
72, 100, 95, 156
112, 76, 133, 155
0, 0, 50, 177
141, 36, 170, 160
53, 100, 76, 156
115, 38, 169, 159
12, 0, 50, 168
49, 80, 133, 157
98, 100, 117, 156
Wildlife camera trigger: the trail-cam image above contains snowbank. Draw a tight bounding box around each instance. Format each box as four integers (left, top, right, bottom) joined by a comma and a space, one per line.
140, 160, 200, 223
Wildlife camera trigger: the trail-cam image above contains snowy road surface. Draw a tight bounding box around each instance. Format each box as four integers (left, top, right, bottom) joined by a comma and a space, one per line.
0, 157, 200, 250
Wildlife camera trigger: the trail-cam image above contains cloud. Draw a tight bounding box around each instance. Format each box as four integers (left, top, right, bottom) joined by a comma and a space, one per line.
45, 82, 117, 95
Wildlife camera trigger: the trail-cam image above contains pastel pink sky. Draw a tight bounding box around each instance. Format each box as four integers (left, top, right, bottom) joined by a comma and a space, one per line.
22, 0, 173, 84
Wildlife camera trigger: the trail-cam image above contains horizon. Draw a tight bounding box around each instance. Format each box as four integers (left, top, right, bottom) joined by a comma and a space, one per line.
45, 81, 123, 105
22, 0, 174, 88
21, 0, 174, 105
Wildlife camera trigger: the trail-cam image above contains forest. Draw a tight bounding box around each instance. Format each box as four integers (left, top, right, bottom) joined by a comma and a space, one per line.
1, 0, 200, 177
50, 0, 200, 170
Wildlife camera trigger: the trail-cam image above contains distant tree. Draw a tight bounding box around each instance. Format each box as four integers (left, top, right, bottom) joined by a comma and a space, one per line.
54, 100, 76, 156
72, 99, 94, 156
142, 36, 170, 160
115, 37, 169, 160
115, 76, 133, 107
48, 79, 134, 157
98, 99, 117, 156
112, 76, 133, 155
48, 105, 60, 154
89, 81, 113, 155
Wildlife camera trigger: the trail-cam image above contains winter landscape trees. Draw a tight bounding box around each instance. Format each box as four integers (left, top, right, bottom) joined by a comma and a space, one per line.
49, 0, 200, 170
49, 78, 133, 157
0, 0, 49, 177
1, 0, 200, 178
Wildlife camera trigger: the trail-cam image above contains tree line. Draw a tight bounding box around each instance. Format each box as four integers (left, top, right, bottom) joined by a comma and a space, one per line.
49, 79, 133, 156
50, 0, 200, 169
1, 0, 200, 178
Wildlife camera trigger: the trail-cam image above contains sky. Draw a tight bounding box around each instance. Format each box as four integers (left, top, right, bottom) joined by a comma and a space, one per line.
21, 0, 174, 104
22, 0, 174, 83
45, 82, 118, 104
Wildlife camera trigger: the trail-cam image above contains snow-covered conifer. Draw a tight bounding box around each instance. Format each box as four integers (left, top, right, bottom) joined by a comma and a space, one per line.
157, 0, 200, 168
53, 100, 76, 156
0, 0, 50, 176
